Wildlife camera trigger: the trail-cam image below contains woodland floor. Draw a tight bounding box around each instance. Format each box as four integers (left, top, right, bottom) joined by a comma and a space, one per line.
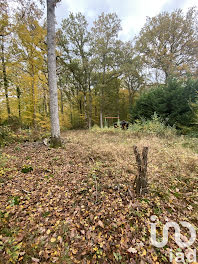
0, 130, 198, 264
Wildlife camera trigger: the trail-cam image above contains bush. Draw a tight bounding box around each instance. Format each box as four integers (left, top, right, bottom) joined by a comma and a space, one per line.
2, 116, 21, 131
131, 78, 198, 131
0, 126, 13, 147
0, 126, 49, 147
130, 113, 177, 137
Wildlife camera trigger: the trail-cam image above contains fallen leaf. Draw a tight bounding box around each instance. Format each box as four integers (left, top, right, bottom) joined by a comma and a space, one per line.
127, 247, 137, 254
98, 220, 104, 228
32, 257, 40, 263
50, 237, 56, 243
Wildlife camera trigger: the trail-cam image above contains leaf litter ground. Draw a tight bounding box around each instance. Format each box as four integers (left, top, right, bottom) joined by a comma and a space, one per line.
0, 130, 198, 263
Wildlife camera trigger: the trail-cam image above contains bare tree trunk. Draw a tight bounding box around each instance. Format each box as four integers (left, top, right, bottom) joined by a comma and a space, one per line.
60, 88, 64, 114
43, 87, 48, 115
83, 92, 88, 127
1, 36, 11, 117
100, 110, 103, 128
100, 66, 106, 129
47, 0, 61, 147
69, 102, 73, 126
79, 98, 82, 114
88, 89, 92, 129
16, 86, 21, 123
100, 84, 104, 128
31, 71, 36, 128
129, 90, 133, 106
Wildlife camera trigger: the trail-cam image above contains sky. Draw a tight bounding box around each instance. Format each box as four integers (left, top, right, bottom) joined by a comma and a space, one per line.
55, 0, 198, 41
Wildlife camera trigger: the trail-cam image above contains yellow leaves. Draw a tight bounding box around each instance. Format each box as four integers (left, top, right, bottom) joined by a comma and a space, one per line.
6, 205, 11, 210
46, 229, 51, 235
55, 220, 60, 227
151, 253, 158, 261
141, 248, 147, 257
57, 236, 62, 241
71, 248, 78, 254
50, 237, 56, 243
93, 246, 98, 251
120, 237, 125, 245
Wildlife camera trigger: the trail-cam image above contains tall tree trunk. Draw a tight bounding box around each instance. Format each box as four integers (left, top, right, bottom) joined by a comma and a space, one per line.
100, 66, 106, 128
60, 88, 64, 114
47, 0, 61, 147
88, 88, 92, 129
69, 102, 73, 126
16, 86, 21, 123
1, 36, 11, 117
94, 87, 97, 118
129, 90, 133, 106
79, 98, 82, 114
100, 110, 103, 128
43, 87, 48, 115
31, 71, 36, 128
83, 92, 88, 127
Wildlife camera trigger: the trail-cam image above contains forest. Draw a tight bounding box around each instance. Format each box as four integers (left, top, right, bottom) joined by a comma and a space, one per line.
0, 0, 197, 132
0, 0, 198, 263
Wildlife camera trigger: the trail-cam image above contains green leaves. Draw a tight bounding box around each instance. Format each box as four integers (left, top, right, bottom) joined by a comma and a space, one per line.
21, 165, 33, 173
9, 196, 20, 206
135, 8, 198, 80
131, 78, 198, 130
113, 251, 122, 261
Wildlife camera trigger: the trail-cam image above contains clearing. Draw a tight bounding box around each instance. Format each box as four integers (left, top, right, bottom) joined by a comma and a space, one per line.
0, 130, 198, 263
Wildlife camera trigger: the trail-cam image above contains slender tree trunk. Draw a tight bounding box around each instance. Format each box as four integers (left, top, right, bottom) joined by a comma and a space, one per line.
129, 90, 133, 106
88, 88, 92, 129
100, 65, 106, 128
79, 98, 82, 114
100, 84, 104, 129
31, 71, 36, 128
43, 87, 47, 115
1, 36, 11, 117
94, 87, 97, 118
47, 0, 61, 147
95, 106, 97, 117
83, 92, 88, 127
69, 102, 73, 126
100, 110, 103, 128
16, 87, 21, 123
60, 88, 64, 114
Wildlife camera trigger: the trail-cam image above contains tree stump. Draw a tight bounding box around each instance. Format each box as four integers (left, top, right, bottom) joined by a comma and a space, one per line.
133, 145, 149, 195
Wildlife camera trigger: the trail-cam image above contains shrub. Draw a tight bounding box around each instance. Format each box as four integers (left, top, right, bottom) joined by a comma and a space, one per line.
130, 113, 177, 137
131, 78, 198, 131
0, 126, 13, 147
2, 116, 21, 131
